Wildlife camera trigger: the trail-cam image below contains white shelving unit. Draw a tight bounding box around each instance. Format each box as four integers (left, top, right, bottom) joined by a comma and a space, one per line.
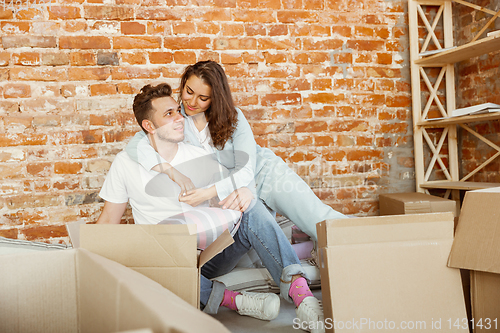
408, 0, 500, 198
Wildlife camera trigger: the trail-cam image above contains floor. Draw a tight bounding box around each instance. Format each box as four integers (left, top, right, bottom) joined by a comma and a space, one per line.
212, 290, 323, 333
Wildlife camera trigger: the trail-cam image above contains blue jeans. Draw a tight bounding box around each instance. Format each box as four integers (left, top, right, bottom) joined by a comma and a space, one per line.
199, 199, 306, 314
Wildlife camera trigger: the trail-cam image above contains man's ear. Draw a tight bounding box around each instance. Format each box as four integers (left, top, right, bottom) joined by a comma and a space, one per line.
142, 119, 155, 134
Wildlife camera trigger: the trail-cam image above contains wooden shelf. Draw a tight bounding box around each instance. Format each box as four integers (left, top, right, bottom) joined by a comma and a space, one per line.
420, 181, 500, 190
417, 111, 500, 127
415, 34, 500, 66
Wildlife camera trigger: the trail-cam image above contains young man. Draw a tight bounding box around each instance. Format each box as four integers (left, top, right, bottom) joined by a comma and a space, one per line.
96, 83, 325, 333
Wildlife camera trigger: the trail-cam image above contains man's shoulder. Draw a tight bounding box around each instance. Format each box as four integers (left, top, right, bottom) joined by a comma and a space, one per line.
111, 150, 140, 168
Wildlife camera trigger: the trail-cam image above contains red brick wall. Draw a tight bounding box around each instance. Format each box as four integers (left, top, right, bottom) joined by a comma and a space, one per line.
0, 0, 413, 244
455, 0, 500, 183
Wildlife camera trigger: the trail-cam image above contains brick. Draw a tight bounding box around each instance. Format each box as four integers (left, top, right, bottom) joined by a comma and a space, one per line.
292, 52, 329, 64
54, 161, 82, 174
269, 25, 288, 36
3, 84, 31, 98
0, 163, 25, 179
6, 194, 60, 209
0, 229, 18, 239
86, 159, 112, 172
173, 51, 196, 64
48, 6, 81, 19
303, 92, 345, 104
122, 22, 146, 35
53, 178, 80, 190
277, 10, 317, 23
111, 67, 161, 80
264, 52, 287, 63
295, 121, 328, 132
22, 225, 68, 241
68, 67, 111, 81
221, 23, 245, 36
188, 9, 232, 21
84, 5, 134, 20
60, 36, 111, 49
27, 162, 52, 177
1, 21, 30, 34
149, 52, 174, 64
378, 122, 408, 134
0, 52, 9, 66
97, 52, 119, 66
70, 52, 96, 66
0, 9, 13, 19
172, 22, 196, 35
262, 93, 301, 106
0, 69, 9, 81
233, 10, 275, 23
65, 191, 101, 206
346, 149, 383, 161
90, 83, 117, 96
165, 37, 212, 50
64, 21, 87, 33
117, 83, 136, 94
33, 115, 61, 127
347, 40, 385, 51
245, 24, 266, 36
386, 95, 411, 108
330, 119, 369, 132
42, 52, 70, 66
15, 8, 43, 20
121, 52, 147, 65
114, 36, 161, 49
242, 52, 265, 64
2, 36, 56, 48
136, 8, 182, 20
0, 101, 19, 114
197, 22, 220, 35
20, 98, 74, 114
11, 68, 66, 81
303, 38, 343, 51
258, 38, 301, 50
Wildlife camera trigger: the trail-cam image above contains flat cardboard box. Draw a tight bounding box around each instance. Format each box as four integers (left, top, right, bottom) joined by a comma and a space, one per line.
379, 192, 458, 217
68, 223, 233, 308
448, 187, 500, 332
0, 248, 229, 333
317, 213, 467, 332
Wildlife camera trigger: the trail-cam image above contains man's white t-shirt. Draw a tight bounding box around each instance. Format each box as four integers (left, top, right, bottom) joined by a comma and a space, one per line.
99, 142, 221, 225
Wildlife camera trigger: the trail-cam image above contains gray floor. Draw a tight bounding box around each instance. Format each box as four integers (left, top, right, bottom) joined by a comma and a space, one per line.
212, 290, 322, 333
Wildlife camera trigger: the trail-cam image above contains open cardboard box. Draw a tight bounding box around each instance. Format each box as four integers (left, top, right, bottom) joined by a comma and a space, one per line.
448, 187, 500, 332
67, 222, 233, 308
0, 248, 229, 333
379, 192, 458, 217
317, 212, 468, 332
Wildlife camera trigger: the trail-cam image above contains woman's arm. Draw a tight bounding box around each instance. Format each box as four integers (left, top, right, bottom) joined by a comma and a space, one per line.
213, 108, 258, 201
126, 131, 195, 195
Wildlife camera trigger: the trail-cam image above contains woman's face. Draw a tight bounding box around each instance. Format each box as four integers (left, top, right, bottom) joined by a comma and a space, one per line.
181, 75, 212, 117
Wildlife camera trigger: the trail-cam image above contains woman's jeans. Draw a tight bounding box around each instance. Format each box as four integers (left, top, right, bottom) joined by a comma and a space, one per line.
199, 199, 306, 314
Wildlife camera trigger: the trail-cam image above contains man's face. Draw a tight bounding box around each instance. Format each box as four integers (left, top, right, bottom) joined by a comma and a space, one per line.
149, 96, 185, 143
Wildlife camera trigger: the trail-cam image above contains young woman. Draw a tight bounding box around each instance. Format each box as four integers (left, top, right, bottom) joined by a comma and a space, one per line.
125, 60, 347, 242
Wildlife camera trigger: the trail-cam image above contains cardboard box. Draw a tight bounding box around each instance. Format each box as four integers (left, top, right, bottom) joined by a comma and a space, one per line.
69, 223, 233, 308
448, 187, 500, 332
379, 192, 458, 217
317, 213, 468, 332
0, 248, 229, 333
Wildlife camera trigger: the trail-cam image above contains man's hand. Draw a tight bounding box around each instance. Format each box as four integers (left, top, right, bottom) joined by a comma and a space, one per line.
153, 163, 196, 196
219, 187, 254, 212
179, 186, 217, 207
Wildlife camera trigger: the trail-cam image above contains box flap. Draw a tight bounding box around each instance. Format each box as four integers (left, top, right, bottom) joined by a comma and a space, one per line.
199, 229, 234, 268
79, 224, 198, 268
317, 213, 454, 248
379, 192, 457, 216
448, 189, 500, 273
66, 220, 86, 248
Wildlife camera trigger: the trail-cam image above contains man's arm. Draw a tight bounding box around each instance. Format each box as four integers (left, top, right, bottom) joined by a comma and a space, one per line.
96, 201, 128, 224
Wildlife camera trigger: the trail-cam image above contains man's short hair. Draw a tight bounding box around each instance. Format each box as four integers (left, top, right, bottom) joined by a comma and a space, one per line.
133, 83, 173, 134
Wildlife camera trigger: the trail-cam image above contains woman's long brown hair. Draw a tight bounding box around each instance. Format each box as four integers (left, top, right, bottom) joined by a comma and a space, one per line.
179, 61, 238, 150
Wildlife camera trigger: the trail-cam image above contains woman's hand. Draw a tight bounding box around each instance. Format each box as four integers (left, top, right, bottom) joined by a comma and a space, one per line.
179, 186, 217, 207
154, 163, 195, 196
219, 187, 254, 212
